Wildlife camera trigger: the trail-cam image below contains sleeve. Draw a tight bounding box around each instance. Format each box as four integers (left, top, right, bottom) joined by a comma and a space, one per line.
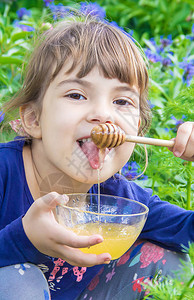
0, 146, 52, 267
99, 174, 194, 253
139, 193, 194, 253
0, 215, 52, 267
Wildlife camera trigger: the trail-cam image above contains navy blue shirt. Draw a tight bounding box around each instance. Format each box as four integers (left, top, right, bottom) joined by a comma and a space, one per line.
0, 139, 193, 299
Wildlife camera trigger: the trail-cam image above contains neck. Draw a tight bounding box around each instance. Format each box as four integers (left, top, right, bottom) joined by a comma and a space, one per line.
30, 142, 92, 199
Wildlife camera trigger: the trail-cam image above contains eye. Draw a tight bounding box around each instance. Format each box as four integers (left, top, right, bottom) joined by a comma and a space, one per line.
113, 99, 133, 106
66, 93, 86, 100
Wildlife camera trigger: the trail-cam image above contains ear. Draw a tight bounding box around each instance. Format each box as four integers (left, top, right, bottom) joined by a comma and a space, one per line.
20, 104, 42, 139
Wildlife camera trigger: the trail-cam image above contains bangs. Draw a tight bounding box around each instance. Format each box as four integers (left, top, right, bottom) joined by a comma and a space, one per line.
51, 21, 148, 95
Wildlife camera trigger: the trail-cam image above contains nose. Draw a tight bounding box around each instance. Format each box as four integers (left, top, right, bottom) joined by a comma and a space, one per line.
86, 103, 114, 124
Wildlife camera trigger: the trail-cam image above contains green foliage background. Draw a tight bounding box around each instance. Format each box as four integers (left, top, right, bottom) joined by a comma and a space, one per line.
0, 1, 193, 298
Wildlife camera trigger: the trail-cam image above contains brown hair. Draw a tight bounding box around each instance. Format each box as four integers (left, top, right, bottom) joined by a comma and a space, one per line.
3, 15, 151, 135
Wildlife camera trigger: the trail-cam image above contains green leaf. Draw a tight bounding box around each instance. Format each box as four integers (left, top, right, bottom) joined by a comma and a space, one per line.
0, 28, 3, 43
0, 72, 9, 86
0, 16, 5, 27
149, 78, 171, 102
0, 56, 23, 65
10, 31, 32, 43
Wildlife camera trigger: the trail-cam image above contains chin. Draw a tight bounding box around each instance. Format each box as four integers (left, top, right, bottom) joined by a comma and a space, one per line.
69, 167, 113, 185
91, 168, 119, 184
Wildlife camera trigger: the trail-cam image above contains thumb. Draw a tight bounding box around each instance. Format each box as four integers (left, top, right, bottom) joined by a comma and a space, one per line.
37, 192, 69, 211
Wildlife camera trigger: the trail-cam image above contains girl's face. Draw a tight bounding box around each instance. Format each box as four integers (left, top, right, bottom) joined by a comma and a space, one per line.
34, 63, 140, 189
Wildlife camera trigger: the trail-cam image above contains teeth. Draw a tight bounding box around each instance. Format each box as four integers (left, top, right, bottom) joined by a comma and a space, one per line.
77, 138, 92, 147
79, 138, 91, 143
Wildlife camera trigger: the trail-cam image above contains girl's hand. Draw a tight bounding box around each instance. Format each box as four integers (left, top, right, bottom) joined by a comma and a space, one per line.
22, 192, 111, 267
168, 122, 194, 161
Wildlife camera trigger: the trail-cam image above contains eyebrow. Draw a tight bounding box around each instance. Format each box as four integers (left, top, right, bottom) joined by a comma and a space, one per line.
57, 78, 139, 97
57, 78, 92, 88
113, 86, 139, 97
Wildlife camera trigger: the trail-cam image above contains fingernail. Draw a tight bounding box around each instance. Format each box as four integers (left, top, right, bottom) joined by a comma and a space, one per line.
58, 195, 69, 205
104, 259, 111, 264
90, 236, 103, 245
174, 151, 181, 157
96, 238, 103, 244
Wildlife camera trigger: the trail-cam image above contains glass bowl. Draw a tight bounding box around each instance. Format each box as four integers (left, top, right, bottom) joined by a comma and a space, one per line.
56, 193, 149, 260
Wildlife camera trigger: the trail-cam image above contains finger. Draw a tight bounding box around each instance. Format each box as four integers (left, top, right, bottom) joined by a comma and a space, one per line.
180, 129, 194, 159
56, 244, 111, 267
179, 131, 194, 161
36, 192, 69, 211
173, 122, 193, 157
52, 222, 104, 248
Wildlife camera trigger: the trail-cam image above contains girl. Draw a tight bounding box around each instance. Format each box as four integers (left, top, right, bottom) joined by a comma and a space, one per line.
0, 15, 193, 300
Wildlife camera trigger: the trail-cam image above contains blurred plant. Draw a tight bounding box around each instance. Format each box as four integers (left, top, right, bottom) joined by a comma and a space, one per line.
179, 58, 194, 86
142, 243, 194, 299
134, 30, 194, 210
0, 2, 35, 138
43, 0, 53, 7
79, 2, 106, 19
0, 2, 40, 132
98, 0, 193, 41
1, 0, 193, 40
47, 2, 70, 20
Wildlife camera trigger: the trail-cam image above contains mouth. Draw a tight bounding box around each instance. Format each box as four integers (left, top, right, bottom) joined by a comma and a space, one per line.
77, 137, 91, 147
76, 137, 110, 169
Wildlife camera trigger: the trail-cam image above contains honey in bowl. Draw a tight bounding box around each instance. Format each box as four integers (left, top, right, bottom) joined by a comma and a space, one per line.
56, 194, 149, 260
70, 222, 145, 259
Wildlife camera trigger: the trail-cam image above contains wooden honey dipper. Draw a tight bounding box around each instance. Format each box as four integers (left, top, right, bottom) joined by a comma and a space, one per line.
91, 123, 175, 149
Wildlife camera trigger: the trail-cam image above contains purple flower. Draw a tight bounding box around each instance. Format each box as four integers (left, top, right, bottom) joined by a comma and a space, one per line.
43, 0, 54, 7
141, 175, 148, 181
109, 21, 120, 29
80, 2, 106, 19
48, 3, 69, 20
160, 35, 172, 48
122, 163, 137, 179
162, 57, 172, 67
13, 20, 35, 32
16, 8, 31, 19
148, 38, 162, 54
144, 36, 174, 68
171, 115, 186, 126
179, 59, 194, 86
166, 115, 186, 133
122, 161, 147, 180
144, 49, 162, 63
149, 37, 157, 47
0, 112, 5, 123
148, 100, 155, 109
130, 161, 140, 170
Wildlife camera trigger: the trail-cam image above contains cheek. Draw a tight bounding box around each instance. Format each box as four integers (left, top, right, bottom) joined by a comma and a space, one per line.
121, 142, 135, 159
41, 108, 73, 135
118, 109, 140, 135
111, 142, 135, 171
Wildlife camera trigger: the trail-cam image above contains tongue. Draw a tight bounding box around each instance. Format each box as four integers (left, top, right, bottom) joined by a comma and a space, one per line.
81, 141, 106, 169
